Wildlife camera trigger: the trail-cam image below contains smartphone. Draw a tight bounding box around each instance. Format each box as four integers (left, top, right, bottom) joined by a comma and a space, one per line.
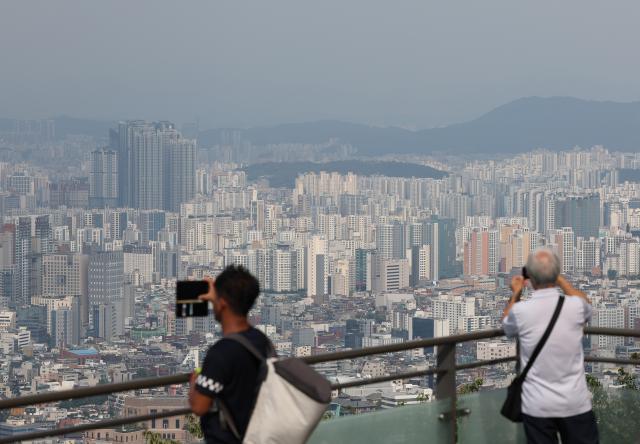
522, 267, 528, 280
176, 280, 210, 317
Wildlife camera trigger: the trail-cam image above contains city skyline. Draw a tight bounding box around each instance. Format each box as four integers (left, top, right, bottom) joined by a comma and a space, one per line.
1, 1, 640, 440
3, 1, 640, 128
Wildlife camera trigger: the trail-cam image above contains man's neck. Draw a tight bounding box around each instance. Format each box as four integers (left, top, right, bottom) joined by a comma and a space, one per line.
221, 317, 251, 335
532, 285, 557, 292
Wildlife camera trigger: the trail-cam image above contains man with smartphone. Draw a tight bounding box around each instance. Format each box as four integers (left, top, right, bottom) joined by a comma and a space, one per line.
188, 265, 272, 444
502, 249, 598, 443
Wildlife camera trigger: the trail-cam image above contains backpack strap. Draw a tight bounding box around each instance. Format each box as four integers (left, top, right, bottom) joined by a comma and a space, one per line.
518, 295, 565, 382
215, 332, 277, 440
225, 332, 277, 360
216, 399, 242, 441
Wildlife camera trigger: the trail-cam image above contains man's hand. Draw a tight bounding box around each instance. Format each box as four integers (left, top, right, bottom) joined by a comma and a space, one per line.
503, 275, 525, 319
198, 276, 216, 303
510, 275, 525, 297
556, 274, 591, 303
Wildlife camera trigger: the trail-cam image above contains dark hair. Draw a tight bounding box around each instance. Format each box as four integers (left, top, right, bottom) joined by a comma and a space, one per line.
214, 265, 260, 316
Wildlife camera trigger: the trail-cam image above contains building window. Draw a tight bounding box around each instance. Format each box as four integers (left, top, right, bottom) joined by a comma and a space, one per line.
163, 419, 169, 429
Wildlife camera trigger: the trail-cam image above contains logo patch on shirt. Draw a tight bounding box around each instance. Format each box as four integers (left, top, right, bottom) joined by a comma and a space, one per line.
196, 374, 224, 393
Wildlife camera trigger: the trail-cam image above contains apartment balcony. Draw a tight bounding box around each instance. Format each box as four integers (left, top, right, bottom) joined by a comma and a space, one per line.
0, 327, 638, 444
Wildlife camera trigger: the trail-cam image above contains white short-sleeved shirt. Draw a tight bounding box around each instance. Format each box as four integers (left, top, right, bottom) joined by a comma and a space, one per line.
503, 287, 593, 418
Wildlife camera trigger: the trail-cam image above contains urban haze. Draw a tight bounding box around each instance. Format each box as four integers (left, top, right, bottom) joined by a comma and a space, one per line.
0, 1, 639, 443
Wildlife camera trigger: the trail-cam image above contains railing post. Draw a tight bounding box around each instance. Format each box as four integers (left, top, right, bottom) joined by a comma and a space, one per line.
436, 343, 457, 443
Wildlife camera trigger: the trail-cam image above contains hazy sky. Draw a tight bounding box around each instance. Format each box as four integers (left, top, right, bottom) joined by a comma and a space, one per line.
2, 0, 640, 129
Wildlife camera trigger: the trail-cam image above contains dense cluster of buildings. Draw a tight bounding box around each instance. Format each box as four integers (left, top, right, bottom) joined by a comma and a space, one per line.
0, 121, 638, 441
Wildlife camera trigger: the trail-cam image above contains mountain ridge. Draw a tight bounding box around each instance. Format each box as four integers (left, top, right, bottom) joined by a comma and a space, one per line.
199, 96, 640, 154
4, 96, 640, 153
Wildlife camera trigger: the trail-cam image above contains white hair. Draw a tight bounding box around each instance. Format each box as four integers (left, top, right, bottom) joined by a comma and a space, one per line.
526, 248, 561, 288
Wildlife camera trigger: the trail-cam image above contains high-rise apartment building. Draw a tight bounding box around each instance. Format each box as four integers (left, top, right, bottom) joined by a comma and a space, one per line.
412, 317, 449, 353
273, 247, 299, 293
306, 236, 328, 297
34, 215, 52, 255
376, 222, 405, 260
138, 211, 166, 243
555, 194, 601, 239
164, 136, 197, 212
89, 148, 118, 208
423, 217, 458, 280
576, 237, 600, 274
355, 249, 373, 292
592, 306, 625, 349
109, 210, 128, 241
498, 225, 538, 272
14, 217, 32, 307
433, 294, 475, 334
41, 253, 88, 330
88, 250, 124, 334
123, 244, 154, 285
373, 258, 410, 293
463, 227, 498, 276
549, 227, 575, 273
111, 121, 196, 210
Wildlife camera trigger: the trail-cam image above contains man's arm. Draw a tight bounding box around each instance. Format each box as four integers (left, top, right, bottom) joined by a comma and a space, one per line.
503, 275, 525, 319
557, 275, 591, 304
189, 371, 213, 416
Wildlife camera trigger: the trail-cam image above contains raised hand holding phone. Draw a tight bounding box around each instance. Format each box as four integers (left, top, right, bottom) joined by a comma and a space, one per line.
176, 280, 210, 317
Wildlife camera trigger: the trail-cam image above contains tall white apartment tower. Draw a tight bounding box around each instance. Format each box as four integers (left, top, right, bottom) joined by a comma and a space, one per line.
306, 236, 328, 297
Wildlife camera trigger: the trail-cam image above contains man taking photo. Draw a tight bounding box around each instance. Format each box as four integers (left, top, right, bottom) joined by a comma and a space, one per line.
503, 248, 599, 444
189, 265, 272, 444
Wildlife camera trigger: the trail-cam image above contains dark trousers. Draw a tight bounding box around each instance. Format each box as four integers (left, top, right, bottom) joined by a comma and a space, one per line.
522, 410, 599, 444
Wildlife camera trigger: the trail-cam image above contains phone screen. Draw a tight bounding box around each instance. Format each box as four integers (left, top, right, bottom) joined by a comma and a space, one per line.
176, 280, 210, 317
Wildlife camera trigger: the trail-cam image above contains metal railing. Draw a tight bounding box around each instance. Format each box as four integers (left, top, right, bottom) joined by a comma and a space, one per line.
0, 326, 638, 443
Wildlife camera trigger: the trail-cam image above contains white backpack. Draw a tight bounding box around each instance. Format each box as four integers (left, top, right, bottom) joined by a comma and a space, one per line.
217, 334, 331, 444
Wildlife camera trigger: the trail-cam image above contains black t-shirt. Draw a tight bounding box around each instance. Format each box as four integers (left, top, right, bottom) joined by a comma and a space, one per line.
195, 327, 271, 444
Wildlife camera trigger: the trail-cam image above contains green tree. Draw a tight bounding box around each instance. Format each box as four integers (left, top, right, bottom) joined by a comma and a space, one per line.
616, 367, 638, 390
58, 395, 108, 409
587, 371, 640, 442
143, 430, 179, 444
185, 414, 204, 440
321, 411, 334, 421
457, 378, 483, 395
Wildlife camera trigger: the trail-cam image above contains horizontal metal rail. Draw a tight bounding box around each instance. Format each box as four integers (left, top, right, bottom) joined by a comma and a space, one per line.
0, 325, 637, 441
0, 373, 190, 411
331, 356, 520, 390
332, 368, 438, 390
303, 328, 505, 364
0, 329, 506, 410
584, 326, 640, 337
2, 359, 521, 443
0, 407, 192, 444
584, 356, 640, 366
455, 356, 517, 370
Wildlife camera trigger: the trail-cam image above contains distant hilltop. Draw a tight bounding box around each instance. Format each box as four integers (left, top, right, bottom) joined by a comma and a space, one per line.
243, 160, 447, 188
201, 97, 640, 155
4, 96, 640, 154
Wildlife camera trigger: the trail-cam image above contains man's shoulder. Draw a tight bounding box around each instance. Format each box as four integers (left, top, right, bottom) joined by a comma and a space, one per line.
242, 327, 270, 344
205, 328, 269, 359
